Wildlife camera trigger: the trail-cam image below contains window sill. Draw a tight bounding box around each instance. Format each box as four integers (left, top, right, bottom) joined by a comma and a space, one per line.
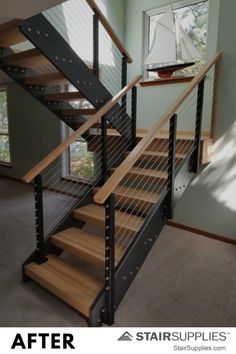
0, 161, 12, 168
140, 76, 195, 87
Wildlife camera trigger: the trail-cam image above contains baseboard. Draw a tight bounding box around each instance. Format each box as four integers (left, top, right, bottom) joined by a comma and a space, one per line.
167, 221, 236, 246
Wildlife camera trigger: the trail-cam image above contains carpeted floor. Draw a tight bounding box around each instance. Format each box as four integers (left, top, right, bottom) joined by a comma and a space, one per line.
0, 176, 236, 327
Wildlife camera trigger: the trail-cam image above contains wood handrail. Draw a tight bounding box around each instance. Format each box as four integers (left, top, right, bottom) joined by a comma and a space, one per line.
22, 74, 143, 183
85, 0, 132, 64
94, 52, 222, 205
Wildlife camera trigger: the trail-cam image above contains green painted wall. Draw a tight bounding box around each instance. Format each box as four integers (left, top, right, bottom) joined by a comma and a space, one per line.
0, 83, 60, 180
96, 0, 125, 40
174, 0, 236, 240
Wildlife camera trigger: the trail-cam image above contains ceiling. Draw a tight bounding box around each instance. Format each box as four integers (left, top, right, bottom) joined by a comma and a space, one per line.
0, 0, 67, 83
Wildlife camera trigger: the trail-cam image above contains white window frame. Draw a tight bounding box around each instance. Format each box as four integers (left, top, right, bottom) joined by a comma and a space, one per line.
142, 0, 209, 80
0, 86, 12, 165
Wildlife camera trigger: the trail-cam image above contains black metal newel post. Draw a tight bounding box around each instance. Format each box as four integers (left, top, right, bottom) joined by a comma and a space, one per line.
131, 85, 137, 149
121, 56, 127, 111
166, 114, 177, 219
104, 194, 115, 325
34, 175, 47, 264
93, 13, 99, 77
101, 115, 108, 184
191, 78, 205, 174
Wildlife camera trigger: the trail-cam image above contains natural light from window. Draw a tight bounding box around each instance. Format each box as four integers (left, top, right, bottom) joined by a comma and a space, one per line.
192, 122, 236, 212
0, 89, 11, 164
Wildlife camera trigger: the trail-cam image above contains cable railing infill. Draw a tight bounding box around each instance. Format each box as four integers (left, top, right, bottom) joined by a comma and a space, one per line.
93, 52, 222, 205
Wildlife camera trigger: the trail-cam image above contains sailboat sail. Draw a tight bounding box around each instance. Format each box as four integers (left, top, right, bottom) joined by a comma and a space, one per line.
144, 7, 204, 67
144, 8, 177, 66
176, 20, 203, 61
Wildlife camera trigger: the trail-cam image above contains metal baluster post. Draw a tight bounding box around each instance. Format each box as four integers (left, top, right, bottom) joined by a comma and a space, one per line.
34, 175, 47, 264
103, 193, 115, 325
191, 78, 205, 174
121, 56, 127, 111
101, 115, 108, 184
93, 13, 99, 77
131, 85, 137, 149
166, 114, 177, 219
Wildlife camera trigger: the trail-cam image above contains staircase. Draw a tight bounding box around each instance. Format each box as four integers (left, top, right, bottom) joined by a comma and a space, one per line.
0, 0, 221, 326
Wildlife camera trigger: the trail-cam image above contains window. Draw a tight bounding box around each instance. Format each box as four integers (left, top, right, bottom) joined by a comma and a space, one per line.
143, 0, 208, 80
61, 85, 95, 182
0, 88, 11, 164
62, 124, 95, 182
68, 139, 94, 181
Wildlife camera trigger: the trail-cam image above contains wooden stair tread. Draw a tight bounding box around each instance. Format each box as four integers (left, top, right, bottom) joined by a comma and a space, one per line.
0, 19, 26, 48
25, 72, 68, 86
94, 186, 158, 204
51, 227, 123, 266
2, 48, 49, 68
63, 109, 96, 116
25, 255, 103, 317
45, 92, 84, 101
124, 151, 186, 160
102, 129, 209, 140
111, 167, 167, 179
129, 167, 167, 179
73, 204, 143, 233
143, 151, 186, 158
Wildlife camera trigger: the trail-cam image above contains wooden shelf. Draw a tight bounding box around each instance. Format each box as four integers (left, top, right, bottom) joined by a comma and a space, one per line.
140, 76, 194, 87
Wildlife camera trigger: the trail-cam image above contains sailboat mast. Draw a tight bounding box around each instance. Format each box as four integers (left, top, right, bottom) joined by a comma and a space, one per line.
170, 2, 179, 63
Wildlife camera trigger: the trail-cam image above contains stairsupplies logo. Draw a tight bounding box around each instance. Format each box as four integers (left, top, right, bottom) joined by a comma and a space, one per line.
117, 331, 229, 342
118, 331, 133, 341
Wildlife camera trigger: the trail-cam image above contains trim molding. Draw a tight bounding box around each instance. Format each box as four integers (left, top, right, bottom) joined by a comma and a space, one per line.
167, 221, 236, 246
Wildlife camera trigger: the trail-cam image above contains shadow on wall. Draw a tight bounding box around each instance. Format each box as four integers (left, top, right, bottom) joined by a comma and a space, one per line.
195, 121, 236, 212
174, 121, 236, 239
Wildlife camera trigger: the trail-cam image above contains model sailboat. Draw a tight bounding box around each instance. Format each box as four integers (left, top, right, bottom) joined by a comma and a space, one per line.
144, 7, 203, 78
